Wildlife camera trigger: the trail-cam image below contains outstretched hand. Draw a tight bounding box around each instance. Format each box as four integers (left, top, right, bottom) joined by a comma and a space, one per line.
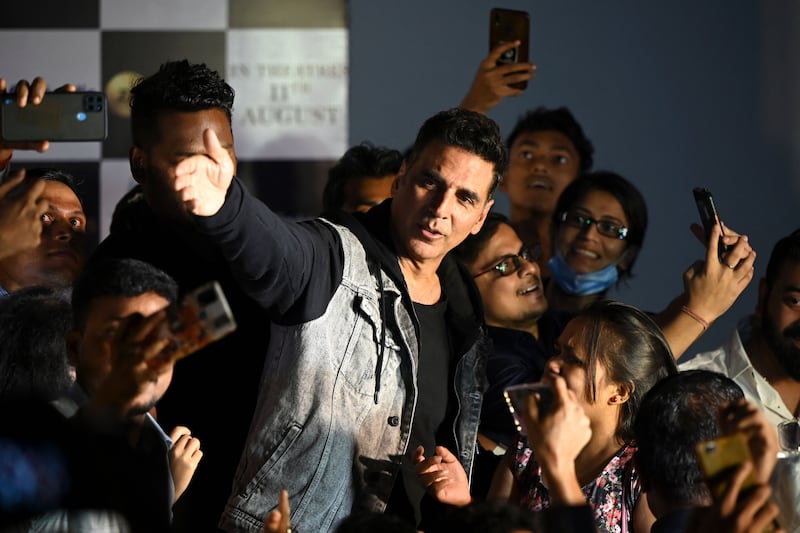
173, 128, 235, 217
459, 41, 536, 114
414, 445, 472, 507
0, 170, 48, 260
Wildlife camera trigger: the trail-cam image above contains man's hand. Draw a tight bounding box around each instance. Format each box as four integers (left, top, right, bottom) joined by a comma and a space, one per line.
0, 170, 47, 260
173, 128, 234, 217
88, 310, 175, 417
687, 461, 783, 533
720, 400, 779, 484
459, 41, 536, 114
0, 77, 77, 157
262, 489, 291, 533
414, 445, 472, 507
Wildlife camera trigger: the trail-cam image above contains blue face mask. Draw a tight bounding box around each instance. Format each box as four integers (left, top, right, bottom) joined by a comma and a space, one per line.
548, 253, 619, 296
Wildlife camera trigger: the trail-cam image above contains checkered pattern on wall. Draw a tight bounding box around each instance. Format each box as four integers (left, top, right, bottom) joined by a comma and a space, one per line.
2, 0, 348, 245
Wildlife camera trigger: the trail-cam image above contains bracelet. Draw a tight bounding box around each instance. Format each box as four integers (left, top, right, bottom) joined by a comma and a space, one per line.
681, 305, 710, 330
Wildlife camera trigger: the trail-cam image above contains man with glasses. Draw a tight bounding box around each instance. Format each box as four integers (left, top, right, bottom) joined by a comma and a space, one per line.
451, 212, 569, 499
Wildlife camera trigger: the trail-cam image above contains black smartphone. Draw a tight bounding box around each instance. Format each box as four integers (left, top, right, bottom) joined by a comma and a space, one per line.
0, 91, 108, 142
503, 382, 553, 435
489, 8, 530, 90
693, 187, 730, 258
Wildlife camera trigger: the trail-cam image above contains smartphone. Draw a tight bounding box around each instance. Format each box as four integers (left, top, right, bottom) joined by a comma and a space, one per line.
693, 187, 730, 258
0, 91, 108, 142
695, 433, 757, 502
166, 281, 237, 361
503, 382, 554, 436
489, 8, 531, 90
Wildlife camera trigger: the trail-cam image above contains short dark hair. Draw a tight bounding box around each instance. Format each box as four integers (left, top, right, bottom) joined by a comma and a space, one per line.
506, 106, 594, 172
322, 142, 403, 211
451, 212, 512, 268
71, 258, 178, 330
23, 167, 84, 207
765, 229, 800, 290
0, 287, 73, 402
407, 108, 507, 198
130, 60, 234, 148
575, 300, 678, 443
553, 170, 648, 279
634, 370, 744, 507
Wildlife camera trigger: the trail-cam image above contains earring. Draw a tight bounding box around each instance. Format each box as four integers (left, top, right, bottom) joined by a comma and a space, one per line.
610, 396, 619, 403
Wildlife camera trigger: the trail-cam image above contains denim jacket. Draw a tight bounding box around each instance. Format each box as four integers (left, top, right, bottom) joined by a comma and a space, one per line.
198, 180, 490, 532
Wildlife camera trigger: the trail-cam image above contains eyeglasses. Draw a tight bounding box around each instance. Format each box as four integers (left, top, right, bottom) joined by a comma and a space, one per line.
473, 247, 539, 278
559, 210, 629, 240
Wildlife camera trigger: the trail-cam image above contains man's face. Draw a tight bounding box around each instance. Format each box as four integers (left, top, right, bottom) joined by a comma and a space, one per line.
131, 108, 236, 223
470, 223, 547, 330
503, 130, 581, 217
342, 175, 394, 213
0, 180, 86, 291
759, 262, 800, 380
69, 292, 172, 416
390, 141, 494, 266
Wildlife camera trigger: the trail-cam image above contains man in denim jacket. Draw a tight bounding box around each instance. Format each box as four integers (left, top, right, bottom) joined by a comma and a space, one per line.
174, 109, 505, 531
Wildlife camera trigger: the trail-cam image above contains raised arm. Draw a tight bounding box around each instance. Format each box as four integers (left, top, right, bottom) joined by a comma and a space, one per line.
173, 129, 343, 318
655, 222, 755, 359
459, 41, 536, 114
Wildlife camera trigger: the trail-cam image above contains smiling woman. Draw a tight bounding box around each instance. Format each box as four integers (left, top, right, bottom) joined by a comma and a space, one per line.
545, 171, 647, 315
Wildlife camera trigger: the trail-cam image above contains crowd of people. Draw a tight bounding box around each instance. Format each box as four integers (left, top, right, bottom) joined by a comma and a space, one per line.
0, 43, 796, 533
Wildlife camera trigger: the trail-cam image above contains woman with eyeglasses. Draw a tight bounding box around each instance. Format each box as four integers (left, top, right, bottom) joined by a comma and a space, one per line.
546, 170, 756, 360
546, 171, 646, 315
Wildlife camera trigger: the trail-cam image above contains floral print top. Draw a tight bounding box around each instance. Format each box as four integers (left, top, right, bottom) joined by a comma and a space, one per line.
512, 438, 640, 533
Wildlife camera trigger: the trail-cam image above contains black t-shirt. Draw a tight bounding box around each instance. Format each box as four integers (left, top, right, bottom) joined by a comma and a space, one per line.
386, 297, 453, 526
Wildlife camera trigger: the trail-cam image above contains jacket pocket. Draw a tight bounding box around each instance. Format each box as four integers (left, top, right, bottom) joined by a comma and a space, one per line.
240, 422, 303, 499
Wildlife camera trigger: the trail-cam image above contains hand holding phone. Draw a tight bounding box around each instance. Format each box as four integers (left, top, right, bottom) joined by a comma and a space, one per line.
489, 8, 531, 91
0, 91, 107, 142
165, 281, 237, 361
693, 187, 730, 260
696, 433, 757, 502
504, 382, 554, 436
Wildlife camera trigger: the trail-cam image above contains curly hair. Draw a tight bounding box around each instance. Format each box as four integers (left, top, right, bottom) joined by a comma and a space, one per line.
130, 59, 235, 147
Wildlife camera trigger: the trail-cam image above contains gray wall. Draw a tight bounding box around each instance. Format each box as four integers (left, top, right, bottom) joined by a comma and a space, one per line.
349, 0, 800, 353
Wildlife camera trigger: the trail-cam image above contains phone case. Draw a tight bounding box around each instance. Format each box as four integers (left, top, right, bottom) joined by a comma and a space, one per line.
0, 91, 108, 142
695, 433, 756, 501
168, 281, 237, 361
489, 8, 530, 90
